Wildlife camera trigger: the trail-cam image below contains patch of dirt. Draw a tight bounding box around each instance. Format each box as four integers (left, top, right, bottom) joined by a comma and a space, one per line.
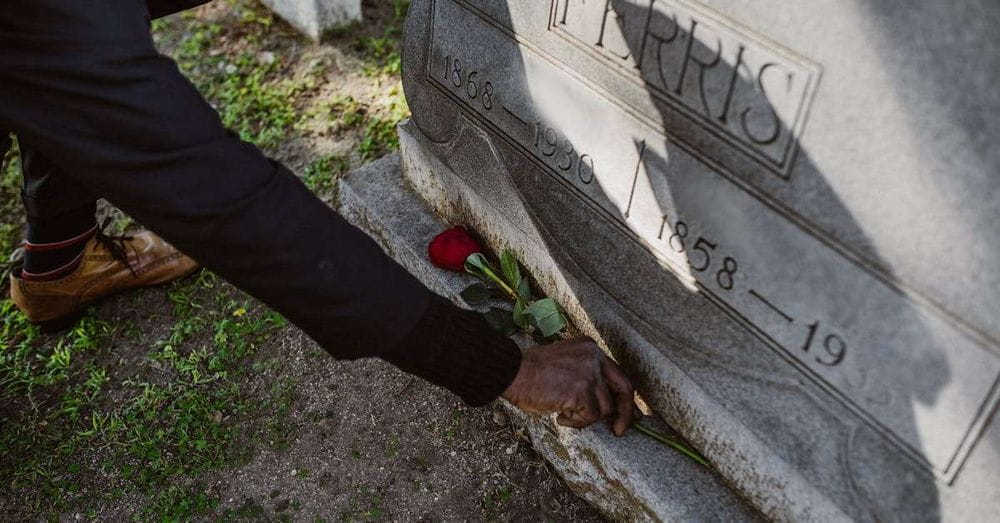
179, 328, 597, 521
92, 287, 600, 521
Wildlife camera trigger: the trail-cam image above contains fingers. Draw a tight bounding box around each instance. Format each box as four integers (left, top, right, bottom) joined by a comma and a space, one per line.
556, 411, 590, 429
601, 357, 636, 436
594, 382, 614, 420
557, 387, 604, 429
522, 338, 637, 436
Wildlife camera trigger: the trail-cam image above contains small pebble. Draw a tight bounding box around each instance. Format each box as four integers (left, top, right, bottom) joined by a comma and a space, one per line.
259, 51, 276, 65
225, 63, 238, 75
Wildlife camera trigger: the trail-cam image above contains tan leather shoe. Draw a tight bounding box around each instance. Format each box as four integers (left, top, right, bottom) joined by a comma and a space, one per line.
10, 230, 198, 326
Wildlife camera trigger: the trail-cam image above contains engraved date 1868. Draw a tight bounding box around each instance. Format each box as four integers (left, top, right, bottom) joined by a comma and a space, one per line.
441, 54, 495, 110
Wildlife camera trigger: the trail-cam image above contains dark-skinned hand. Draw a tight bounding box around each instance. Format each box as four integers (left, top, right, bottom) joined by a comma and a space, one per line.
501, 338, 636, 436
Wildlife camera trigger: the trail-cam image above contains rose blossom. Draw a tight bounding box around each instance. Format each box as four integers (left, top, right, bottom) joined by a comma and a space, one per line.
428, 226, 482, 271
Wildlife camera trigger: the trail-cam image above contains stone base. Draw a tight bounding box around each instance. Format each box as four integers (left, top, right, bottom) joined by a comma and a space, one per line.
337, 152, 756, 521
260, 0, 361, 40
394, 118, 862, 521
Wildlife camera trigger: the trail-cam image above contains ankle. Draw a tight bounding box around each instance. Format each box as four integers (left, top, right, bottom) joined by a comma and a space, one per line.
22, 224, 96, 281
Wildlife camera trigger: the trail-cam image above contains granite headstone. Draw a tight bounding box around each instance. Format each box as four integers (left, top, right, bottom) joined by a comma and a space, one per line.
400, 0, 1000, 519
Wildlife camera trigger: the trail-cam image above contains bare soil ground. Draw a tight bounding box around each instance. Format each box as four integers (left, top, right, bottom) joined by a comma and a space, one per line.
0, 1, 603, 520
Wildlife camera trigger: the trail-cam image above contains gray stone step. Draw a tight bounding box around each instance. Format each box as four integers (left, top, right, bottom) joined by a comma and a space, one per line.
337, 152, 757, 522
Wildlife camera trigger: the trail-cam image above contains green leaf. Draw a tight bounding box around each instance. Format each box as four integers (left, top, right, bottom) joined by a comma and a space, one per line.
500, 250, 522, 288
483, 307, 517, 336
524, 298, 568, 337
460, 283, 491, 306
464, 252, 491, 279
512, 299, 530, 331
517, 277, 531, 303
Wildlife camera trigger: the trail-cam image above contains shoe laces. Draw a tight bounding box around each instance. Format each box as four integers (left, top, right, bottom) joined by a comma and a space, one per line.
94, 216, 137, 277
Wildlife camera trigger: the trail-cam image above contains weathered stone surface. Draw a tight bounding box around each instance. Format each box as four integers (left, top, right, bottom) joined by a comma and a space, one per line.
399, 1, 1000, 520
260, 0, 360, 40
337, 153, 757, 522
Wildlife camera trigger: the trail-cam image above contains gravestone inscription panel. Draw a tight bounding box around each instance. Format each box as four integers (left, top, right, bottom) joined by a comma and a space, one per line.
402, 0, 1000, 519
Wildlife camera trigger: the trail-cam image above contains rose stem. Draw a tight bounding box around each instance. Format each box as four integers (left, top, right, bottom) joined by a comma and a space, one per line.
478, 263, 520, 303
631, 421, 710, 466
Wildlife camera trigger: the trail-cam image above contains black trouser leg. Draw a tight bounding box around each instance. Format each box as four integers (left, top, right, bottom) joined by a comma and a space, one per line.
1, 134, 98, 243
20, 141, 98, 241
0, 0, 521, 406
8, 0, 208, 242
8, 0, 205, 268
0, 134, 98, 278
145, 0, 214, 19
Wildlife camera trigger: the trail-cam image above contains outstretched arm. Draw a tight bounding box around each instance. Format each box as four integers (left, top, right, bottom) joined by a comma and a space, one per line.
0, 0, 634, 430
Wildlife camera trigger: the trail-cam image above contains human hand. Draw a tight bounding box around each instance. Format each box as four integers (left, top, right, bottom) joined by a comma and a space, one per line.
501, 338, 636, 436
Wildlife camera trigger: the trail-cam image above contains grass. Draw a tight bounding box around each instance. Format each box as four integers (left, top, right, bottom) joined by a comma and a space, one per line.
338, 483, 384, 521
353, 0, 411, 160
167, 3, 315, 150
165, 0, 411, 161
358, 86, 408, 161
355, 0, 410, 78
304, 152, 350, 193
0, 137, 25, 265
0, 269, 290, 519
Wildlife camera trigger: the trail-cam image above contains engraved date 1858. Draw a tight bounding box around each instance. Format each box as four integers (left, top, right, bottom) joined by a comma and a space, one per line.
660, 217, 848, 367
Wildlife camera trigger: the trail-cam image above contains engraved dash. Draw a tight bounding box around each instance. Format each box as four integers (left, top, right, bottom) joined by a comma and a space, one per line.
503, 105, 529, 128
749, 289, 793, 323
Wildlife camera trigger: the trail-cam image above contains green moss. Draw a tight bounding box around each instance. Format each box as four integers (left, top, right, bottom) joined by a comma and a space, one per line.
481, 485, 513, 519
339, 483, 384, 521
358, 86, 409, 160
304, 153, 350, 193
140, 483, 220, 522
356, 0, 410, 78
0, 136, 24, 259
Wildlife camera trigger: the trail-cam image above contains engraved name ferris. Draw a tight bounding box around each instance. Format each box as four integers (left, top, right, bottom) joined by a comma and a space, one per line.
551, 0, 820, 178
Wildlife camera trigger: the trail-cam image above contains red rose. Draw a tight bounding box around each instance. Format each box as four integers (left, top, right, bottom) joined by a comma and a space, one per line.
428, 226, 482, 271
